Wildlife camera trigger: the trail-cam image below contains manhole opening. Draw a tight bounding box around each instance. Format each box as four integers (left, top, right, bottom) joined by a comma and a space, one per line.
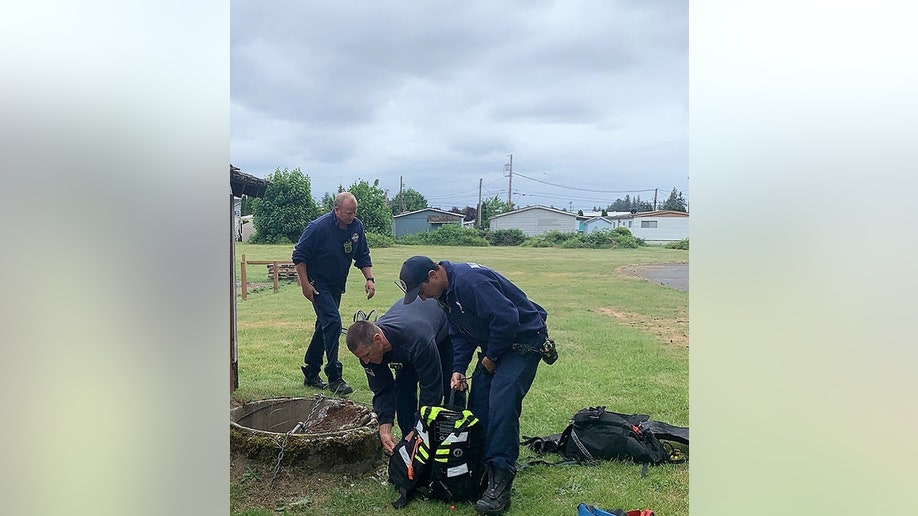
230, 395, 382, 474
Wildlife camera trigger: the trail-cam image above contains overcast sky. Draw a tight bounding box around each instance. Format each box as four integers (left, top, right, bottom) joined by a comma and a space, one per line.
231, 0, 687, 212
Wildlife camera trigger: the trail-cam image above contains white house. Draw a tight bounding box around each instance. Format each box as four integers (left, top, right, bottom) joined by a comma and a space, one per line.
607, 210, 689, 243
488, 205, 578, 236
582, 216, 615, 234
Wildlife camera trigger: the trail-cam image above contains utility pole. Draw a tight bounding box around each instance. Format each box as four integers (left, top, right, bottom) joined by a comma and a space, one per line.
505, 154, 513, 208
399, 176, 405, 213
477, 178, 483, 229
653, 188, 658, 211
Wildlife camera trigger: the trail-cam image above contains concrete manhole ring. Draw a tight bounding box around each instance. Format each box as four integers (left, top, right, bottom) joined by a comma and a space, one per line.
230, 394, 382, 474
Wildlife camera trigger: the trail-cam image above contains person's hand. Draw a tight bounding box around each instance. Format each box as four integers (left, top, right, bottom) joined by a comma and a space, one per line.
365, 279, 376, 299
481, 356, 496, 374
379, 424, 397, 454
451, 372, 468, 392
301, 282, 318, 301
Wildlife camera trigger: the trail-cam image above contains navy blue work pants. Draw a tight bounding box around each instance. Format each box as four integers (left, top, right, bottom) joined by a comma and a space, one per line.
468, 348, 541, 473
303, 283, 344, 382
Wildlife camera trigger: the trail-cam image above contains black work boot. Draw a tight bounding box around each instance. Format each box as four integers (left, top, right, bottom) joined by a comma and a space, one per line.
301, 366, 327, 389
327, 378, 354, 395
475, 464, 515, 514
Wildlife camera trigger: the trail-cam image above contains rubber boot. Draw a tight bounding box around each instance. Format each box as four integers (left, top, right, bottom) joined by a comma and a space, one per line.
475, 464, 515, 514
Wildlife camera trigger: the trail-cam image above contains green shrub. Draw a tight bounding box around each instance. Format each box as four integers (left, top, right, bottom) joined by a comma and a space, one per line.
522, 230, 578, 247
521, 228, 644, 249
396, 224, 489, 247
249, 232, 292, 245
485, 228, 527, 246
365, 231, 395, 248
665, 238, 689, 250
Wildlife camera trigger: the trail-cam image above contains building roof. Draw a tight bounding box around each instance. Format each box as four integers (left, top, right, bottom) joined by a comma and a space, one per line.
230, 164, 269, 198
393, 207, 464, 219
583, 216, 614, 224
607, 210, 688, 220
489, 205, 576, 220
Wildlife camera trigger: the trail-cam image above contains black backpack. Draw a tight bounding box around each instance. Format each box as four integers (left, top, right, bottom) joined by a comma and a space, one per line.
521, 406, 688, 476
387, 400, 485, 508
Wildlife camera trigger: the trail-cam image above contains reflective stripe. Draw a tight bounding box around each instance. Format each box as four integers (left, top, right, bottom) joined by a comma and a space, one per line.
442, 431, 468, 444
422, 406, 444, 422
398, 444, 411, 466
454, 410, 479, 429
417, 446, 430, 460
447, 464, 469, 477
414, 421, 429, 446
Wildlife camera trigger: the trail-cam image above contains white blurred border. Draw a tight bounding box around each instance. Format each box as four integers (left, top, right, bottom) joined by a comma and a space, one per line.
691, 1, 918, 513
0, 2, 229, 515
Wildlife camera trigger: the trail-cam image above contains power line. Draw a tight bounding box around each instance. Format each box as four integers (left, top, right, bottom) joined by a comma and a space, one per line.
513, 171, 657, 194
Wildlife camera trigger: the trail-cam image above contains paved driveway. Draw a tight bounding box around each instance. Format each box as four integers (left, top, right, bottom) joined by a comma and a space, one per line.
622, 263, 688, 292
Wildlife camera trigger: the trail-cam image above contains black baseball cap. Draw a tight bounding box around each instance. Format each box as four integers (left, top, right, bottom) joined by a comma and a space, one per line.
399, 255, 438, 304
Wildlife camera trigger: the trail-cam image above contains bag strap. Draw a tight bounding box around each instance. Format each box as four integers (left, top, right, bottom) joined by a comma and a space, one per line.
568, 428, 598, 464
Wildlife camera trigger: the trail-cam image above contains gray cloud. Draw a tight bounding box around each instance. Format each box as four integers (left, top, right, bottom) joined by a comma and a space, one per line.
231, 0, 688, 210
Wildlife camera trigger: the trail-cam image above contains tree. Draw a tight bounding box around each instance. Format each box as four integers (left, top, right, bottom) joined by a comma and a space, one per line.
347, 178, 392, 235
318, 191, 336, 213
251, 167, 320, 244
390, 188, 428, 215
451, 206, 477, 223
607, 194, 652, 213
660, 188, 688, 212
480, 195, 512, 229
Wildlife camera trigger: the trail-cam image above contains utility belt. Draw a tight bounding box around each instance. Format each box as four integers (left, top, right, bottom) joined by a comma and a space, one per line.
510, 329, 558, 365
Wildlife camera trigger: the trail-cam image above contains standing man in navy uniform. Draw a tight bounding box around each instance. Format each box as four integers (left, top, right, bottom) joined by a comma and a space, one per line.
345, 297, 461, 454
399, 256, 551, 515
292, 191, 375, 396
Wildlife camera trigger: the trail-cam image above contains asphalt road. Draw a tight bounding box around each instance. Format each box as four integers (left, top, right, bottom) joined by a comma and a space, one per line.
631, 263, 689, 292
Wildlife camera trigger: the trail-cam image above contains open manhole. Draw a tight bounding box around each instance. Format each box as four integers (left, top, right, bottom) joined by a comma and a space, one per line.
230, 395, 382, 474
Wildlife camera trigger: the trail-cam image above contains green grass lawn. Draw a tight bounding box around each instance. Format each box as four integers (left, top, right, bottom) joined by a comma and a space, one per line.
231, 243, 688, 516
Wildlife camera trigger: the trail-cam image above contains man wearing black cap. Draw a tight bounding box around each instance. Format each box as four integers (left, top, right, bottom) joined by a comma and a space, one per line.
399, 255, 551, 515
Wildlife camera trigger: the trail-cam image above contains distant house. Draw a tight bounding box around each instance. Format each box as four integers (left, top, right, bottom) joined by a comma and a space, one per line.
607, 210, 689, 243
489, 205, 578, 236
234, 214, 256, 242
577, 211, 630, 232
392, 208, 464, 237
582, 216, 615, 234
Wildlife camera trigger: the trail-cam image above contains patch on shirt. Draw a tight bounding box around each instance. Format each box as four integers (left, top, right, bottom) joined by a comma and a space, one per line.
364, 367, 375, 377
388, 362, 403, 372
351, 232, 359, 242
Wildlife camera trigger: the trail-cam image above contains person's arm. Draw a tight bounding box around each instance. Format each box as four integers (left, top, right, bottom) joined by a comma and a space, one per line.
292, 222, 319, 301
449, 324, 475, 377
366, 365, 397, 450
359, 265, 375, 299
465, 277, 520, 364
295, 262, 318, 301
378, 422, 397, 454
352, 222, 374, 298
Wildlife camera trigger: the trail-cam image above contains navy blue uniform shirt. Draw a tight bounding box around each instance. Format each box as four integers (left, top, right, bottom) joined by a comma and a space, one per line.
363, 298, 449, 426
437, 261, 547, 375
291, 210, 371, 292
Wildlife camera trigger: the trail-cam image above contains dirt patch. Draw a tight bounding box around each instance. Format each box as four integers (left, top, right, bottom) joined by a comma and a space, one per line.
231, 452, 389, 513
236, 281, 272, 295
595, 307, 689, 347
302, 403, 370, 433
